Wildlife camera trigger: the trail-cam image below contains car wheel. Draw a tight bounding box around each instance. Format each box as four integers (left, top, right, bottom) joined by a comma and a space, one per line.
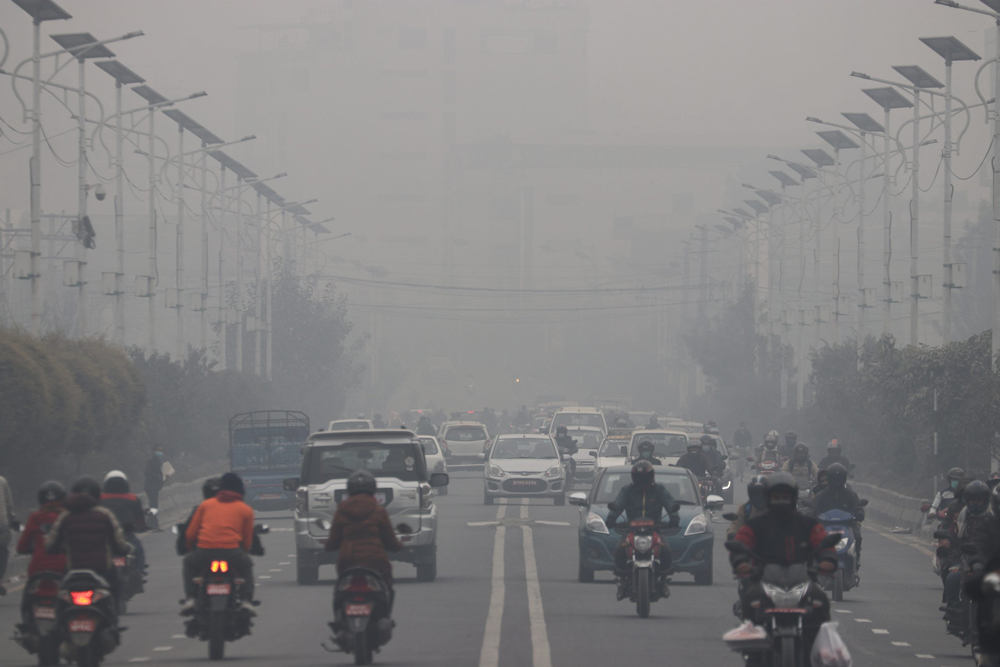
483, 493, 494, 506
554, 495, 566, 506
416, 556, 437, 583
578, 559, 594, 583
694, 564, 713, 586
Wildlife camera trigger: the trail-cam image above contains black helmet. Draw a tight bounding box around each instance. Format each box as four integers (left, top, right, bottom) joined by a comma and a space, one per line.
965, 480, 991, 516
38, 480, 66, 506
71, 476, 102, 502
827, 439, 841, 452
785, 430, 797, 441
947, 467, 965, 481
699, 434, 715, 446
793, 442, 809, 459
219, 472, 245, 496
988, 472, 1000, 491
763, 472, 798, 515
202, 477, 222, 499
826, 463, 848, 489
556, 425, 568, 436
747, 475, 767, 508
347, 470, 377, 496
991, 486, 1000, 517
631, 460, 655, 489
637, 440, 655, 454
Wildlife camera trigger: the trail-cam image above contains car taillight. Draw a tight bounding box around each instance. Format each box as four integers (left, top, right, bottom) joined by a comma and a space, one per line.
296, 488, 308, 514
71, 590, 94, 606
211, 560, 229, 573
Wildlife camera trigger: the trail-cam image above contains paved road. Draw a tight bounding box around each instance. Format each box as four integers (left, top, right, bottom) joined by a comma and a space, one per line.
0, 473, 973, 666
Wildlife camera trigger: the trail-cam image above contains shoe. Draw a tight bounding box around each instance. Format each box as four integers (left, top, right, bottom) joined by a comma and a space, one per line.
240, 600, 258, 617
661, 582, 670, 599
614, 576, 628, 601
179, 598, 196, 616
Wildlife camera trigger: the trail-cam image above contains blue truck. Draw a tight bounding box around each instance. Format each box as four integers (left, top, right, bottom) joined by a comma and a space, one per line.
229, 410, 310, 511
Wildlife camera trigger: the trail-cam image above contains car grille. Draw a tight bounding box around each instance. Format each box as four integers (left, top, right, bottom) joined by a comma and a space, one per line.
502, 479, 547, 493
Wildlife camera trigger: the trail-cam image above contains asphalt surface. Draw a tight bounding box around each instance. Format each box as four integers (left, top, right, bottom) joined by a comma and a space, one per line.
0, 473, 975, 666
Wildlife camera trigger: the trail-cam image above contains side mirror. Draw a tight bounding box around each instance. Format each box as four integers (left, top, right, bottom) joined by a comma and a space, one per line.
396, 523, 414, 535
429, 472, 450, 488
934, 530, 952, 540
721, 512, 738, 521
255, 524, 270, 535
857, 499, 869, 507
705, 494, 725, 510
588, 451, 597, 457
316, 518, 332, 531
283, 477, 301, 492
568, 492, 589, 507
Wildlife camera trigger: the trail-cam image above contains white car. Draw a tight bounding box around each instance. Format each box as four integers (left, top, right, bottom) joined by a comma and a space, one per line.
417, 435, 449, 496
628, 430, 692, 464
327, 419, 374, 431
440, 421, 490, 461
484, 434, 565, 505
592, 435, 631, 470
550, 407, 608, 436
562, 426, 604, 482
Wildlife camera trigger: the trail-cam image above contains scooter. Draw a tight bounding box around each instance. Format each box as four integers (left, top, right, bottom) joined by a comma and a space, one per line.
817, 501, 867, 601
55, 570, 121, 667
14, 571, 63, 666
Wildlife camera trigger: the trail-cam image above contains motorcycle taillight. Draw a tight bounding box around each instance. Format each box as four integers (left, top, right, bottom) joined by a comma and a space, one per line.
346, 575, 373, 592
31, 579, 59, 596
71, 590, 94, 606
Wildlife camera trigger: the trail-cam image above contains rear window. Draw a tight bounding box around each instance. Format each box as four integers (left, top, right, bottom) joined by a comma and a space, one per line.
304, 442, 426, 485
600, 438, 630, 456
594, 471, 697, 505
566, 431, 603, 449
553, 412, 604, 430
445, 426, 486, 441
491, 438, 557, 460
629, 433, 690, 458
418, 437, 439, 455
330, 421, 370, 431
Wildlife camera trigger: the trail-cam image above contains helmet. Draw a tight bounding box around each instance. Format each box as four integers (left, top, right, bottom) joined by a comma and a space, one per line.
699, 434, 715, 446
826, 463, 848, 490
747, 475, 767, 508
785, 430, 797, 440
71, 476, 102, 502
638, 440, 655, 454
991, 486, 1000, 517
615, 417, 628, 427
988, 472, 1000, 491
202, 477, 221, 499
556, 425, 568, 436
686, 441, 701, 452
947, 467, 965, 481
764, 430, 779, 445
104, 470, 127, 483
347, 470, 377, 496
793, 442, 809, 460
38, 480, 66, 506
827, 439, 841, 452
965, 480, 991, 516
102, 471, 130, 494
631, 460, 655, 489
763, 473, 798, 515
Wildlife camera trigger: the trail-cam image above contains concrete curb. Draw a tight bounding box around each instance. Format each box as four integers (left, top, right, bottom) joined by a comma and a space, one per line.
852, 481, 935, 541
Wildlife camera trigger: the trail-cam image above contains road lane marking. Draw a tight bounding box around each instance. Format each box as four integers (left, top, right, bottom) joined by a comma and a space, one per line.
278, 562, 291, 565
872, 629, 889, 634
834, 609, 852, 614
170, 634, 186, 639
869, 523, 935, 557
854, 618, 871, 623
468, 521, 501, 527
128, 658, 150, 662
891, 642, 911, 647
258, 575, 271, 579
534, 520, 571, 526
521, 499, 552, 667
915, 654, 935, 659
153, 646, 173, 651
478, 503, 507, 667
269, 568, 282, 572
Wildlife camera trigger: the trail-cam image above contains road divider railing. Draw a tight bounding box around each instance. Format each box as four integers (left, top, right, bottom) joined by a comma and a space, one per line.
851, 481, 934, 539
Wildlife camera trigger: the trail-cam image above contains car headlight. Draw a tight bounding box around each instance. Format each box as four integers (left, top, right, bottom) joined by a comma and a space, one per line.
634, 535, 653, 553
722, 480, 732, 490
983, 572, 1000, 594
685, 515, 708, 536
489, 465, 505, 478
544, 465, 562, 478
585, 513, 609, 534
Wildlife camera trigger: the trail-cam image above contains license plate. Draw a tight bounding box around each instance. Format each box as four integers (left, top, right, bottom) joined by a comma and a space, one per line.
68, 618, 96, 633
511, 480, 536, 486
112, 557, 127, 567
34, 606, 56, 620
766, 608, 807, 614
345, 604, 372, 617
206, 583, 231, 596
259, 493, 282, 500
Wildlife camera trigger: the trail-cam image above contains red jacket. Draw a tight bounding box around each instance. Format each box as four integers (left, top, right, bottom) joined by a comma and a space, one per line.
325, 494, 403, 582
16, 503, 67, 576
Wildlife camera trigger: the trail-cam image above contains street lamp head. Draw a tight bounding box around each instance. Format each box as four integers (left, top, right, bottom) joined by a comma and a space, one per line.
805, 116, 823, 124
850, 71, 871, 80
94, 184, 106, 201
934, 0, 959, 6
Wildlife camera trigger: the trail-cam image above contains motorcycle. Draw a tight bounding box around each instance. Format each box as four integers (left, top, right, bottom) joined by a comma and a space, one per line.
55, 570, 121, 667
723, 534, 841, 667
182, 524, 268, 660
112, 553, 142, 615
324, 519, 406, 665
14, 571, 63, 666
611, 517, 676, 618
817, 502, 867, 601
755, 457, 782, 477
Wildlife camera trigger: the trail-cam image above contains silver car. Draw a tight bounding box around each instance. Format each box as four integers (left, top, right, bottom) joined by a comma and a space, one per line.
286, 429, 448, 584
483, 434, 566, 505
417, 435, 449, 496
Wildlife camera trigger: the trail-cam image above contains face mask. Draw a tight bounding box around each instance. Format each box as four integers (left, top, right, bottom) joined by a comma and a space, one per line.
951, 479, 959, 490
155, 451, 163, 458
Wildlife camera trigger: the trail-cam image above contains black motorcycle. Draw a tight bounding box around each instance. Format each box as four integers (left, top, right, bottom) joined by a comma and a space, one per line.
610, 518, 676, 618
112, 552, 142, 615
182, 524, 268, 660
14, 571, 62, 666
55, 570, 121, 667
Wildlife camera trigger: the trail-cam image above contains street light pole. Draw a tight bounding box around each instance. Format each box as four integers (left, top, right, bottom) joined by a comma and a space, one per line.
114, 78, 124, 343
176, 124, 185, 358
255, 190, 262, 376
75, 56, 87, 336
218, 166, 227, 370
236, 175, 244, 373
200, 143, 208, 351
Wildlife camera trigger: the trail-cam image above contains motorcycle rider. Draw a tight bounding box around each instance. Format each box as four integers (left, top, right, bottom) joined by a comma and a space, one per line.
733, 422, 752, 452
605, 461, 680, 601
635, 440, 662, 465
727, 475, 768, 541
961, 486, 1000, 652
181, 472, 256, 614
416, 415, 436, 436
782, 430, 798, 460
676, 441, 713, 479
700, 435, 726, 478
16, 481, 67, 626
988, 472, 1000, 492
811, 463, 865, 568
941, 480, 992, 635
646, 414, 661, 429
730, 473, 836, 659
928, 467, 966, 523
45, 477, 131, 600
755, 431, 783, 469
817, 439, 850, 472
781, 442, 820, 487
813, 469, 830, 496
99, 471, 147, 577
554, 425, 579, 480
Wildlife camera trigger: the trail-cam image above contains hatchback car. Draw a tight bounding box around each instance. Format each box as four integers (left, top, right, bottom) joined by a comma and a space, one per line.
592, 435, 631, 470
483, 434, 566, 505
563, 426, 604, 483
417, 435, 449, 496
570, 465, 719, 585
439, 422, 490, 461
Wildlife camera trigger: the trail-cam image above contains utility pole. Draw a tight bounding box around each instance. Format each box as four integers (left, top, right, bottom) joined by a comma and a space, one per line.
910, 88, 922, 346
146, 104, 157, 351
218, 166, 227, 370
75, 54, 88, 337
254, 190, 262, 376
175, 124, 185, 358
698, 225, 708, 325
235, 176, 244, 372
200, 144, 208, 351
113, 75, 125, 343
797, 181, 808, 409
994, 19, 1000, 368
266, 199, 273, 381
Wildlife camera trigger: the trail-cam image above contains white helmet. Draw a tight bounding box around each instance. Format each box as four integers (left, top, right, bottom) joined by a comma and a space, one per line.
104, 470, 127, 483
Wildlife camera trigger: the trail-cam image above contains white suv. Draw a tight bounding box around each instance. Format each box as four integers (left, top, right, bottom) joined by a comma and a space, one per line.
549, 407, 608, 436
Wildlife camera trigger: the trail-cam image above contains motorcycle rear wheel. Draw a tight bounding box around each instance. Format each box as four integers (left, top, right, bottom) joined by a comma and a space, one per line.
76, 644, 99, 667
833, 569, 844, 602
636, 569, 651, 618
208, 610, 225, 660
779, 635, 797, 667
37, 636, 58, 667
354, 630, 372, 665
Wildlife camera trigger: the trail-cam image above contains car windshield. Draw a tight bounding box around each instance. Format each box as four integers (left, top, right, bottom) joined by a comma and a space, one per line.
330, 421, 369, 431
491, 438, 558, 460
445, 426, 487, 441
629, 433, 689, 458
305, 442, 427, 484
418, 438, 438, 455
594, 472, 698, 505
553, 413, 604, 430
566, 431, 603, 449
599, 439, 630, 456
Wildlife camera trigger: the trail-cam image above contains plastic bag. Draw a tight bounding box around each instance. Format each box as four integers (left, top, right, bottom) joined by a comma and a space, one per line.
811, 621, 852, 667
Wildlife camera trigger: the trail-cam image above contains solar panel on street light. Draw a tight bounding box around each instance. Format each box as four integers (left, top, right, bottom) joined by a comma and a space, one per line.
12, 0, 71, 22
209, 150, 257, 181
787, 163, 817, 181
724, 216, 742, 228
132, 85, 169, 106
919, 36, 981, 63
842, 112, 884, 133
756, 190, 783, 207
863, 87, 913, 110
94, 60, 144, 85
892, 65, 943, 89
734, 208, 752, 219
50, 33, 115, 59
801, 149, 834, 168
161, 109, 224, 145
745, 200, 768, 215
816, 130, 860, 151
770, 170, 799, 187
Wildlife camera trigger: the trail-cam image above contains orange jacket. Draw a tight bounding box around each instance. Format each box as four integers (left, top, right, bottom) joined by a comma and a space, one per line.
185, 491, 254, 551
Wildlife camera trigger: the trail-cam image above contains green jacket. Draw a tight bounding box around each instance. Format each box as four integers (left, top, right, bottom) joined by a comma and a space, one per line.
606, 483, 680, 527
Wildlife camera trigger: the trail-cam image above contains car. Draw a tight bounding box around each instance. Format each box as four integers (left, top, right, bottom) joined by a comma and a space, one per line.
562, 426, 605, 483
286, 429, 449, 585
666, 421, 706, 435
592, 433, 632, 470
570, 464, 720, 585
483, 434, 566, 505
550, 407, 608, 436
416, 435, 449, 496
439, 421, 490, 461
626, 430, 692, 463
530, 414, 548, 433
327, 419, 374, 431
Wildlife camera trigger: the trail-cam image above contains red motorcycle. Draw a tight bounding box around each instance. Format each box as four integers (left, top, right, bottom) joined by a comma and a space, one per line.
754, 458, 783, 476
611, 518, 676, 618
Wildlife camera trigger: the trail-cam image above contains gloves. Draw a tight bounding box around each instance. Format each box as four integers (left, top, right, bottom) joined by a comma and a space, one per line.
605, 516, 619, 530
668, 514, 680, 528
735, 562, 753, 577
818, 560, 837, 575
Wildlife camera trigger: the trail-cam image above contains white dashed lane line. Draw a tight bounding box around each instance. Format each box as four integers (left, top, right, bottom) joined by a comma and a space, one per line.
152, 646, 173, 651
915, 654, 935, 659
170, 634, 186, 639
872, 629, 889, 634
278, 561, 291, 565
128, 658, 150, 663
891, 641, 911, 647
833, 608, 852, 614
259, 575, 272, 579
269, 568, 281, 572
854, 618, 871, 623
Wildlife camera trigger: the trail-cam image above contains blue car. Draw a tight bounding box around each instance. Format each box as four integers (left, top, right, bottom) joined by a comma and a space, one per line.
570, 465, 719, 585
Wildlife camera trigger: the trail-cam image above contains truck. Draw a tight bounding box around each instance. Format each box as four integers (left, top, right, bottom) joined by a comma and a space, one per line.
229, 410, 310, 511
